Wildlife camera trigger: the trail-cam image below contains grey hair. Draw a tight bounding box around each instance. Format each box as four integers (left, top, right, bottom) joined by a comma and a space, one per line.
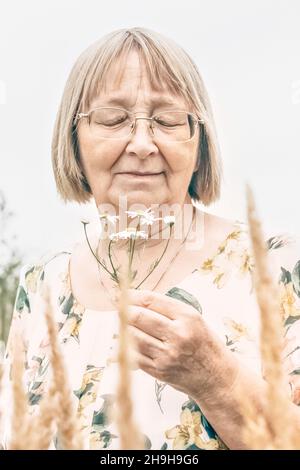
52, 27, 222, 205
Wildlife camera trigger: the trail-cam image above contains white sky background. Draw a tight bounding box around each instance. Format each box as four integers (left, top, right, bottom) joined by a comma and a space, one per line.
0, 0, 299, 264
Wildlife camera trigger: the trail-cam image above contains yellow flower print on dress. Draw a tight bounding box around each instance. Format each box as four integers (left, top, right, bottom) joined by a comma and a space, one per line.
201, 258, 214, 272
59, 298, 85, 342
165, 408, 219, 450
25, 265, 44, 293
58, 270, 71, 300
223, 317, 253, 352
60, 315, 81, 342
75, 366, 104, 414
280, 282, 300, 322
223, 317, 252, 343
71, 300, 85, 316
217, 229, 242, 255
213, 271, 230, 289
200, 228, 254, 288
228, 248, 254, 277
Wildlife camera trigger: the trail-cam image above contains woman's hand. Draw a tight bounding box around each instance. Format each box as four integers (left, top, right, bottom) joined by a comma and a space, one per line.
126, 289, 238, 400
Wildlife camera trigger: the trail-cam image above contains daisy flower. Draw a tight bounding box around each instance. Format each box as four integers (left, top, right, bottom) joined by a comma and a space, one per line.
125, 208, 156, 226
109, 228, 148, 241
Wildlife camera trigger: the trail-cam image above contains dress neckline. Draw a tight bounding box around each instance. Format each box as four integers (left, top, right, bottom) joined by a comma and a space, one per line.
65, 213, 245, 314
66, 253, 201, 314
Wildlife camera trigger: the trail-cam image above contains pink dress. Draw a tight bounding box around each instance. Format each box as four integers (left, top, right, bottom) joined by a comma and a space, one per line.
1, 217, 300, 450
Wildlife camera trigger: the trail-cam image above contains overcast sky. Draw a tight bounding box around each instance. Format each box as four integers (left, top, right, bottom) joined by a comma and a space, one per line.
0, 0, 299, 264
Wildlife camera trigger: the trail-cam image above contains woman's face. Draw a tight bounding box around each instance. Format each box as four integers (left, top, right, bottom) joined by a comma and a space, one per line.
77, 51, 200, 211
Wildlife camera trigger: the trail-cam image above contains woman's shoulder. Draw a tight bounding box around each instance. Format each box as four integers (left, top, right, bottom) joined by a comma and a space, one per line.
203, 209, 299, 251
9, 249, 74, 353
17, 248, 72, 302
200, 208, 299, 281
200, 210, 248, 253
201, 209, 238, 234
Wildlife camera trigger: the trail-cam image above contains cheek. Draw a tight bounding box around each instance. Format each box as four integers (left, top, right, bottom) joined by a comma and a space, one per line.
77, 129, 125, 171
161, 140, 199, 173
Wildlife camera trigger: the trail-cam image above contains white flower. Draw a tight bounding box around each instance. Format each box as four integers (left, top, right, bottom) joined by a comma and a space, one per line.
109, 227, 148, 241
98, 212, 119, 224
163, 215, 175, 225
140, 214, 156, 226
126, 208, 155, 226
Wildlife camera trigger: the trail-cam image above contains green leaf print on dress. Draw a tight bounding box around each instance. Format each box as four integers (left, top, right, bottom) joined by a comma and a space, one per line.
279, 267, 300, 328
15, 285, 30, 313
92, 394, 115, 427
292, 260, 300, 298
90, 394, 118, 449
166, 287, 202, 314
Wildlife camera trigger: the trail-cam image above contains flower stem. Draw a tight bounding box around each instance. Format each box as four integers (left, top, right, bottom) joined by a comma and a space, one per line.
108, 239, 119, 283
135, 225, 173, 289
82, 222, 117, 282
129, 220, 141, 275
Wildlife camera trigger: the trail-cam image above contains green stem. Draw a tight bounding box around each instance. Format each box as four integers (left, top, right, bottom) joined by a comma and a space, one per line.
129, 219, 140, 273
135, 224, 173, 289
82, 222, 117, 282
108, 239, 119, 283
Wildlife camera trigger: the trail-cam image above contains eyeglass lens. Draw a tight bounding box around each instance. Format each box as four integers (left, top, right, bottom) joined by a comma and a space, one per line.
87, 108, 197, 142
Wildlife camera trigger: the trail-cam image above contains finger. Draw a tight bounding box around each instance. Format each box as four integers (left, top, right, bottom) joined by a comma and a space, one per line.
128, 289, 193, 320
105, 335, 155, 371
130, 350, 159, 378
106, 351, 141, 371
128, 324, 165, 360
127, 304, 172, 341
107, 346, 163, 381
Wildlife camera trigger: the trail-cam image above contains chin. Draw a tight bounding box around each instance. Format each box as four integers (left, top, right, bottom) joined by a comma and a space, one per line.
130, 192, 165, 207
112, 190, 167, 209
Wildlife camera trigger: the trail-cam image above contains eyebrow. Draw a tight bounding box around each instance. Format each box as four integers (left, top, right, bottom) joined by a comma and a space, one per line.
97, 95, 178, 108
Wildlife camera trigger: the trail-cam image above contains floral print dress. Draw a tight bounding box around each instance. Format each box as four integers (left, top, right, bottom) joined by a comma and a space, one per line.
1, 217, 300, 450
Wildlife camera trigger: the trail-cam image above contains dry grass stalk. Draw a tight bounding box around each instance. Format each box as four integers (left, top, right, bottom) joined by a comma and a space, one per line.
243, 185, 295, 449
115, 261, 144, 450
30, 383, 58, 450
9, 329, 32, 449
0, 361, 3, 423
43, 287, 84, 450
0, 359, 5, 449
4, 324, 57, 450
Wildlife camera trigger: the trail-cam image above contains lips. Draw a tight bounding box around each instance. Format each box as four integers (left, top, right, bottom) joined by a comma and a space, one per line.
118, 172, 163, 176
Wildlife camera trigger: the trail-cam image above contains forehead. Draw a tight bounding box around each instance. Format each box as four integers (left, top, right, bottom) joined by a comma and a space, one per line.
89, 50, 188, 109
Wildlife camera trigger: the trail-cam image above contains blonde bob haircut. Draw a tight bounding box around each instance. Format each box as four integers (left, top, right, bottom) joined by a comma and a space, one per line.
52, 27, 222, 205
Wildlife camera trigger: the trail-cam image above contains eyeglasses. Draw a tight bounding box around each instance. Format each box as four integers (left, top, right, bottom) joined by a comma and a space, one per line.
74, 107, 204, 143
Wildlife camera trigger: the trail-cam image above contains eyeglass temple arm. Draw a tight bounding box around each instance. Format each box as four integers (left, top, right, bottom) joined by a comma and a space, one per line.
74, 112, 88, 124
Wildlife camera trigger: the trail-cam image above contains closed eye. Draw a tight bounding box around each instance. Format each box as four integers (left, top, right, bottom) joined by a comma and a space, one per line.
154, 118, 185, 127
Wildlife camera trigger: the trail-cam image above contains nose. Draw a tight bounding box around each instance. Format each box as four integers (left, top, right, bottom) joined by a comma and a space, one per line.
125, 117, 158, 159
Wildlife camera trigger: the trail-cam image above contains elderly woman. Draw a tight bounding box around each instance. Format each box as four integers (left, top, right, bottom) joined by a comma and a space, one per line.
3, 27, 300, 450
